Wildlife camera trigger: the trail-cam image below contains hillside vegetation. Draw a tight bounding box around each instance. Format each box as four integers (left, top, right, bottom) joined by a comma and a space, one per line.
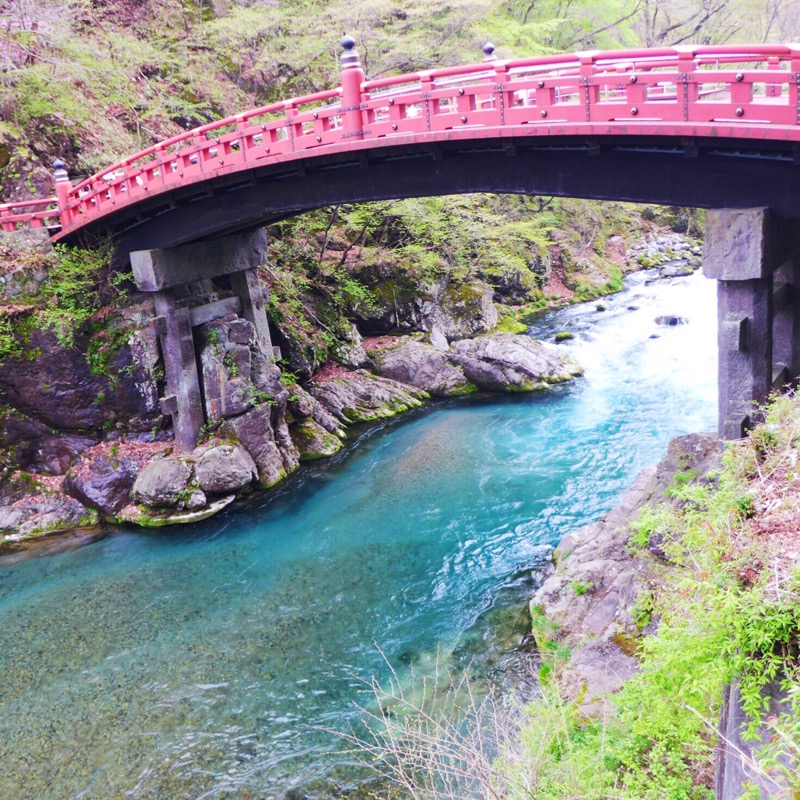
1, 0, 797, 194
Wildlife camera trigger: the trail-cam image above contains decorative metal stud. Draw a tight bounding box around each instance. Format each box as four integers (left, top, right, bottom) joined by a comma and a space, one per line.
538, 80, 545, 89
392, 123, 398, 130
313, 112, 319, 119
316, 135, 322, 142
736, 107, 744, 116
540, 109, 547, 118
459, 88, 465, 96
461, 115, 468, 123
629, 75, 638, 83
389, 98, 395, 105
631, 106, 639, 115
735, 72, 744, 82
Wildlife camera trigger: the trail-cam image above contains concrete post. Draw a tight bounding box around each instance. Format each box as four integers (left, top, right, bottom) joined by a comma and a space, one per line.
229, 268, 274, 356
153, 290, 205, 450
715, 278, 772, 439
704, 208, 800, 439
773, 258, 800, 387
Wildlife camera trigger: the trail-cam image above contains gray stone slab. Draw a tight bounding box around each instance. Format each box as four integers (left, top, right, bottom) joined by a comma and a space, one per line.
704, 209, 800, 281
716, 278, 772, 438
773, 260, 800, 383
189, 296, 242, 328
130, 229, 268, 291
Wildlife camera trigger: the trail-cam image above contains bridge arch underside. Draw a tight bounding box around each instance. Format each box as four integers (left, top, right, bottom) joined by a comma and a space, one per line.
66, 131, 800, 446
60, 133, 800, 262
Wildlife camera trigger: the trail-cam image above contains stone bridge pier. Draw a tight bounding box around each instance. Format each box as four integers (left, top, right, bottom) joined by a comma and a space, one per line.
130, 230, 277, 450
704, 208, 800, 439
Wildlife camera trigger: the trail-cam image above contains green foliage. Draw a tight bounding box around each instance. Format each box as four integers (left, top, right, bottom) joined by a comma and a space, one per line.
279, 368, 299, 387
510, 394, 800, 797
38, 243, 125, 349
495, 306, 529, 333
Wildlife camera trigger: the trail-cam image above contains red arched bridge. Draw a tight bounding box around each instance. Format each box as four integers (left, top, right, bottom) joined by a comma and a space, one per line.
3, 42, 800, 260
3, 41, 800, 448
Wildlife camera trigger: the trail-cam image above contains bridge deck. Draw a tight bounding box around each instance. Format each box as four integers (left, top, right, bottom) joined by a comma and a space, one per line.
2, 44, 800, 246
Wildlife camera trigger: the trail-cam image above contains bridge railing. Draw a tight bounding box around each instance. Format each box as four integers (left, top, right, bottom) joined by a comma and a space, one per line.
0, 197, 60, 233
2, 44, 799, 237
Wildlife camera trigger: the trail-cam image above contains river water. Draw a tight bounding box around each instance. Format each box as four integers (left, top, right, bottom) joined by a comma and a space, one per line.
0, 269, 717, 799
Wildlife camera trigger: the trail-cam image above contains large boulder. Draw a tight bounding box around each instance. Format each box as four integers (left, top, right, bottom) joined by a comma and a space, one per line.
309, 370, 428, 424
64, 455, 139, 514
449, 334, 583, 392
222, 403, 299, 488
290, 419, 343, 461
428, 280, 498, 341
132, 458, 192, 508
0, 491, 97, 538
353, 268, 497, 341
370, 338, 473, 397
194, 444, 257, 494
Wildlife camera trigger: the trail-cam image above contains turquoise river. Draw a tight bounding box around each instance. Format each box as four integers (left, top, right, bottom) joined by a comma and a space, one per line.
0, 269, 717, 799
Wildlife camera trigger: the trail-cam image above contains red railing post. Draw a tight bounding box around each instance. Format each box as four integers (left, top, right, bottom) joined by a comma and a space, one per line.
340, 35, 365, 141
675, 47, 697, 122
578, 52, 599, 122
790, 46, 800, 125
53, 159, 72, 229
0, 206, 13, 232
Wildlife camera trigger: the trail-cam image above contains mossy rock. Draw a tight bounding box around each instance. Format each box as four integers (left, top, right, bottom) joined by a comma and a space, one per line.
291, 420, 343, 461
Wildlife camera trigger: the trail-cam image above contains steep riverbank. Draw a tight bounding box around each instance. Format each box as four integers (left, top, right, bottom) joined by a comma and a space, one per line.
520, 400, 800, 797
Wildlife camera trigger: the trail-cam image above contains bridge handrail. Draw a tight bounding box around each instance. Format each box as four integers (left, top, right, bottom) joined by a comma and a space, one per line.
3, 43, 800, 236
0, 197, 60, 232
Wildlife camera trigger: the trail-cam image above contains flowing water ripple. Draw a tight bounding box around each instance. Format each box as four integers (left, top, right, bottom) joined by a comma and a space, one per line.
0, 269, 717, 798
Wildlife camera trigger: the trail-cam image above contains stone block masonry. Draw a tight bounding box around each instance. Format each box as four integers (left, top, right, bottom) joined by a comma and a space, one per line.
131, 229, 275, 449
704, 209, 800, 439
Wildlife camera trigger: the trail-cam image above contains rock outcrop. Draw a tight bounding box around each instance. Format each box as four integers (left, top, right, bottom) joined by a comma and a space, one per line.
63, 455, 139, 515
308, 369, 429, 424
0, 481, 97, 539
450, 334, 583, 391
353, 271, 498, 341
368, 332, 582, 396
530, 433, 721, 715
370, 338, 474, 397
